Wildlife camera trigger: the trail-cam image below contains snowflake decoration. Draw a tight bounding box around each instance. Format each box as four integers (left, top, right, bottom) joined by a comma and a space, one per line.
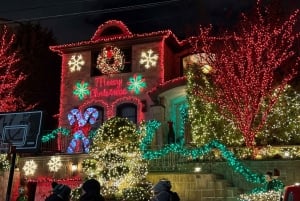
73, 81, 90, 100
47, 156, 62, 172
68, 54, 85, 72
0, 154, 10, 171
127, 74, 146, 94
139, 49, 158, 69
23, 160, 37, 176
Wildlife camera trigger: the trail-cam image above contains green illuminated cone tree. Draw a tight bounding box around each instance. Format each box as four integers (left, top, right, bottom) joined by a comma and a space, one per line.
190, 0, 300, 147
82, 117, 150, 201
186, 65, 244, 147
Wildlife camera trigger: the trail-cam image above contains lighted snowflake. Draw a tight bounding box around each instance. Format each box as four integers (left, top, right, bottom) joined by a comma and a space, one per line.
139, 49, 158, 69
68, 54, 85, 72
23, 160, 37, 176
127, 74, 146, 94
73, 81, 90, 100
47, 156, 62, 172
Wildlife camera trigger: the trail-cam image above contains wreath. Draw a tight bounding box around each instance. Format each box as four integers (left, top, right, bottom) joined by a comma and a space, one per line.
96, 46, 125, 74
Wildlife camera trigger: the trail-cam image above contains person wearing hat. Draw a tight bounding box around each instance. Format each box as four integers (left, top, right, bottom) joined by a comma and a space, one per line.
80, 179, 105, 201
151, 179, 180, 201
45, 184, 71, 201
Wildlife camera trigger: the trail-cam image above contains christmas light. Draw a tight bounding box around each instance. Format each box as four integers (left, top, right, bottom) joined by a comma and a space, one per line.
0, 154, 10, 171
73, 81, 90, 100
41, 127, 70, 143
186, 66, 243, 147
68, 54, 85, 72
96, 45, 125, 74
47, 156, 62, 172
139, 49, 158, 69
0, 25, 32, 112
127, 74, 147, 94
139, 120, 264, 184
82, 117, 149, 199
189, 1, 300, 146
23, 160, 37, 176
67, 107, 99, 153
239, 191, 281, 201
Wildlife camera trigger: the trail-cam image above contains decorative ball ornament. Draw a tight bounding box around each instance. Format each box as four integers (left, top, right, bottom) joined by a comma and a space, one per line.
96, 46, 125, 74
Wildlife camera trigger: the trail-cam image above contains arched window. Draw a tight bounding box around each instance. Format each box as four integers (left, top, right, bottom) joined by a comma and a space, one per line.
116, 103, 137, 124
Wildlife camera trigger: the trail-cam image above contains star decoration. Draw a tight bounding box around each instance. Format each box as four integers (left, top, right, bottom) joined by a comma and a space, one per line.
73, 81, 90, 100
139, 49, 158, 69
127, 74, 146, 94
23, 160, 37, 176
68, 54, 85, 72
47, 156, 62, 172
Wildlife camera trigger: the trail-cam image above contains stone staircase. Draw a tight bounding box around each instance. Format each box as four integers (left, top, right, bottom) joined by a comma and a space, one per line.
147, 173, 240, 201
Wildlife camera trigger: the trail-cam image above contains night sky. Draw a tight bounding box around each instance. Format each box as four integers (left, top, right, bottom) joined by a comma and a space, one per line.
1, 0, 299, 43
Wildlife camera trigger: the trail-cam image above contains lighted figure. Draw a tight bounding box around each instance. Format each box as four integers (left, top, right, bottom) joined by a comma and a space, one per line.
73, 81, 90, 100
67, 107, 99, 153
47, 156, 62, 172
23, 160, 37, 176
96, 45, 125, 74
68, 54, 85, 72
139, 49, 158, 69
127, 74, 146, 94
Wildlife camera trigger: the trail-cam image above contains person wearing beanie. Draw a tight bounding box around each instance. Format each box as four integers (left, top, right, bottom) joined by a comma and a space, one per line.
80, 179, 105, 201
45, 184, 71, 201
151, 179, 180, 201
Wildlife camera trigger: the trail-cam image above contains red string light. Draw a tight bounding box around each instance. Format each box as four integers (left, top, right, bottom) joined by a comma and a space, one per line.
190, 1, 300, 147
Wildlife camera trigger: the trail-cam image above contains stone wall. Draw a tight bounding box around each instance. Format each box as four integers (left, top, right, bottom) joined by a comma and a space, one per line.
210, 160, 300, 192
147, 159, 300, 200
3, 155, 300, 201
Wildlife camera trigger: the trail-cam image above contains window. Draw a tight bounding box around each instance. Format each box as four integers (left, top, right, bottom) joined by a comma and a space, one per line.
116, 103, 137, 124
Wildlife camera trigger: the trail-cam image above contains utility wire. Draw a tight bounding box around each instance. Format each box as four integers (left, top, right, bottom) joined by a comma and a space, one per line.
0, 0, 93, 14
0, 0, 181, 24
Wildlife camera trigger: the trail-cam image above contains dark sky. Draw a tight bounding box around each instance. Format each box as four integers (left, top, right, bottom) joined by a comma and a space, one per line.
0, 0, 299, 44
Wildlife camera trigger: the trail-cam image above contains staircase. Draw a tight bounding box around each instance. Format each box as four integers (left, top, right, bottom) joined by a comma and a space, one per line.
147, 173, 240, 201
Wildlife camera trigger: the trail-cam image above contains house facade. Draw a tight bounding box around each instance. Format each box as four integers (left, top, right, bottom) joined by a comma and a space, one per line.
50, 20, 193, 153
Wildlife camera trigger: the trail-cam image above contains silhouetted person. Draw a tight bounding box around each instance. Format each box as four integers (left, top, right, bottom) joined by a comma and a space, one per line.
79, 179, 105, 201
45, 184, 71, 201
151, 179, 180, 201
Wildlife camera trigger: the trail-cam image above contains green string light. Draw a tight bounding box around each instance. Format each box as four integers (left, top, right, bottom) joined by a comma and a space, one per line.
41, 127, 70, 142
139, 120, 265, 184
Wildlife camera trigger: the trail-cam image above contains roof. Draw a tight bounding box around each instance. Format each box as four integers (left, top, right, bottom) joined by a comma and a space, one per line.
50, 20, 190, 54
148, 76, 187, 102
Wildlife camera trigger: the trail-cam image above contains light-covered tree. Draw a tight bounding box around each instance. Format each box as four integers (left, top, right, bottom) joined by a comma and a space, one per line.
257, 85, 300, 145
82, 117, 150, 201
189, 0, 300, 146
0, 25, 27, 112
186, 64, 243, 146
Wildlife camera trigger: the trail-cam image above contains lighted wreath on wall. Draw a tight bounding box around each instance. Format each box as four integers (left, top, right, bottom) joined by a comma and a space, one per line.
96, 45, 125, 74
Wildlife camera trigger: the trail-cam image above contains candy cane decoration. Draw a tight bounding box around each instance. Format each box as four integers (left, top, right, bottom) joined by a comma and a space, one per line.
67, 107, 99, 153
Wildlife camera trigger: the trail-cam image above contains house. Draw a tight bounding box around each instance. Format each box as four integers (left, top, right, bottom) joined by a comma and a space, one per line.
49, 20, 192, 153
